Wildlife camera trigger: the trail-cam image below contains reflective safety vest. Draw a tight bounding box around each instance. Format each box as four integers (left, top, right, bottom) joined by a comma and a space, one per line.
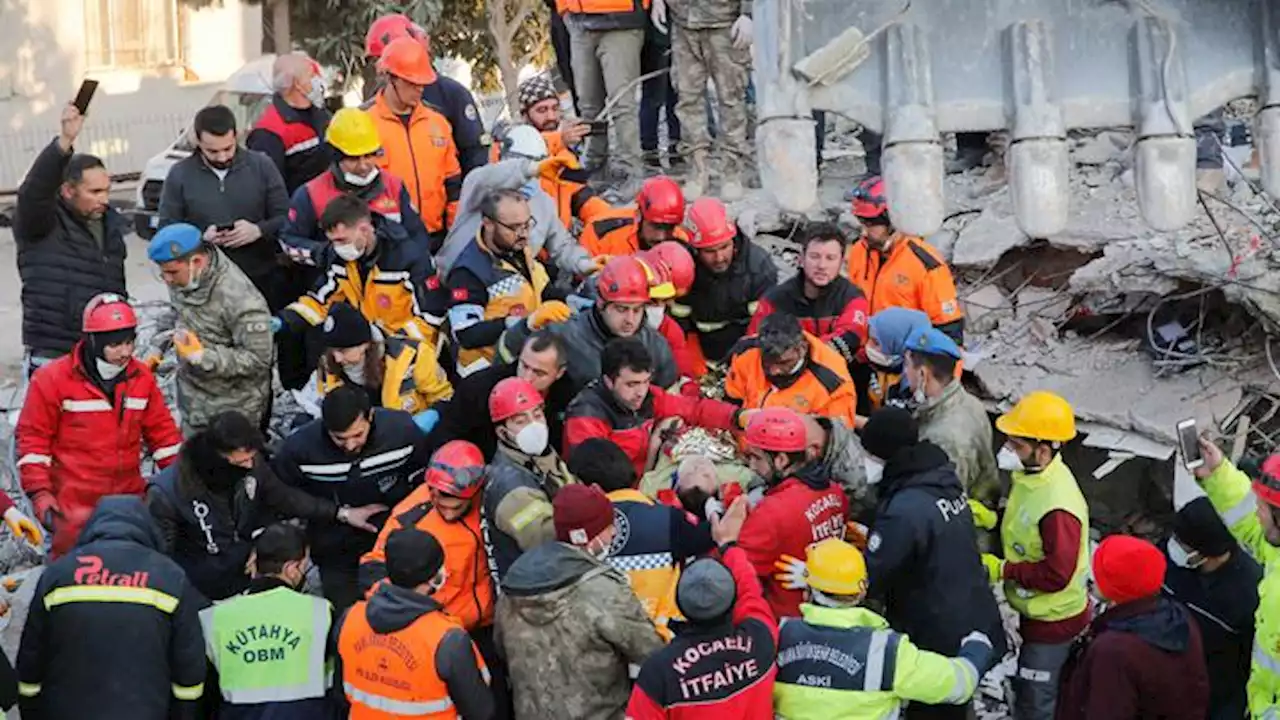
1000, 454, 1090, 622
198, 587, 332, 706
605, 488, 681, 640
339, 601, 470, 719
448, 235, 551, 376
320, 336, 453, 415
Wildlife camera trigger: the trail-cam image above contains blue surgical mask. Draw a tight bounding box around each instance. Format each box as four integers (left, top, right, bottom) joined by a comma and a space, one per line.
519, 180, 539, 199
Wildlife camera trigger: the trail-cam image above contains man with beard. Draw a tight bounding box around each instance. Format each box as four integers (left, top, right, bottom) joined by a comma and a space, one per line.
726, 312, 858, 425
147, 410, 384, 601
578, 175, 690, 258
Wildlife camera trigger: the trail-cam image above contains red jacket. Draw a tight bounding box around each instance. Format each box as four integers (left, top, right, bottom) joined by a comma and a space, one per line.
563, 383, 738, 475
747, 275, 870, 366
626, 545, 778, 720
656, 314, 699, 380
16, 345, 181, 556
738, 474, 848, 619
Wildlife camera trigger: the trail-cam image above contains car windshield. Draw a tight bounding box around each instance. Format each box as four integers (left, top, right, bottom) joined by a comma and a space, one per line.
172, 90, 273, 152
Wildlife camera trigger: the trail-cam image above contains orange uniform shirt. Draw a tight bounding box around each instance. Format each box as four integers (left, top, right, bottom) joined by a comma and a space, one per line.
845, 233, 964, 330
367, 93, 462, 234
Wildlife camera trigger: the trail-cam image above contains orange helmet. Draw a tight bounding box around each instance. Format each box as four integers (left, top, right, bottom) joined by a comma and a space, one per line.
645, 241, 696, 296
636, 253, 676, 301
636, 176, 685, 225
596, 256, 652, 304
379, 36, 437, 86
423, 441, 486, 499
365, 14, 428, 59
83, 293, 137, 334
489, 377, 544, 423
850, 175, 888, 219
746, 407, 807, 453
687, 197, 735, 249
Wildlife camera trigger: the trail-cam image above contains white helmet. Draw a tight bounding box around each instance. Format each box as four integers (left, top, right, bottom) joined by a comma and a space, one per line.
501, 124, 549, 161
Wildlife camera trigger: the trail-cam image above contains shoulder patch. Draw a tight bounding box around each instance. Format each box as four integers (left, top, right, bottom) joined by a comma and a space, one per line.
464, 104, 478, 121
396, 502, 433, 527
907, 241, 943, 271
451, 287, 468, 302
807, 360, 847, 394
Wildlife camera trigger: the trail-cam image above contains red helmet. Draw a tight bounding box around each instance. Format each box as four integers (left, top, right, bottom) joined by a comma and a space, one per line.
646, 241, 695, 296
636, 176, 685, 225
687, 197, 735, 249
1256, 455, 1280, 508
424, 441, 486, 499
850, 175, 888, 219
746, 407, 808, 453
365, 14, 428, 59
82, 293, 137, 334
489, 377, 544, 423
596, 256, 652, 304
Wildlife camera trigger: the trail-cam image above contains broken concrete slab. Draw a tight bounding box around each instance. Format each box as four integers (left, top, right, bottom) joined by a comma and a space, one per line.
1072, 130, 1132, 166
951, 211, 1029, 268
965, 284, 1013, 334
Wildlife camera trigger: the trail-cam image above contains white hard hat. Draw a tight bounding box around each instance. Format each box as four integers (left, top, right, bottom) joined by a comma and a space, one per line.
501, 124, 549, 161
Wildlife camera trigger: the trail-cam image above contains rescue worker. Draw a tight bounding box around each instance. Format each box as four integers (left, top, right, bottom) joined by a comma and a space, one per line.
1057, 536, 1209, 719
312, 301, 451, 426
247, 51, 332, 194
279, 107, 434, 267
427, 331, 576, 460
335, 528, 494, 719
903, 327, 999, 513
505, 74, 591, 160
849, 406, 1005, 719
846, 176, 965, 343
14, 103, 127, 366
147, 410, 384, 602
274, 386, 429, 610
364, 14, 489, 175
1161, 497, 1260, 720
772, 539, 996, 718
739, 407, 848, 619
481, 377, 576, 583
148, 223, 274, 435
676, 197, 778, 368
638, 242, 699, 378
564, 337, 742, 475
17, 293, 182, 556
579, 175, 688, 258
1194, 432, 1280, 717
748, 221, 870, 371
569, 437, 716, 639
726, 312, 858, 426
366, 37, 462, 241
446, 188, 569, 377
628, 497, 781, 718
982, 390, 1090, 719
17, 496, 206, 720
198, 524, 336, 719
862, 306, 931, 414
497, 484, 665, 719
499, 255, 680, 393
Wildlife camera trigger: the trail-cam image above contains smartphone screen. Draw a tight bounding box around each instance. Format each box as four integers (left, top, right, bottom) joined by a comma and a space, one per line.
587, 120, 609, 136
216, 223, 235, 233
72, 79, 99, 115
1177, 419, 1202, 468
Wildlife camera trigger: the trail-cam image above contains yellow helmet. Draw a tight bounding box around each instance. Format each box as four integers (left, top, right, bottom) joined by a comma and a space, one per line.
996, 390, 1077, 443
806, 538, 868, 596
326, 108, 382, 157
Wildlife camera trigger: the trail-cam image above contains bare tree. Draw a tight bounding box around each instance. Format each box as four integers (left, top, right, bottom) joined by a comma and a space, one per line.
486, 0, 542, 117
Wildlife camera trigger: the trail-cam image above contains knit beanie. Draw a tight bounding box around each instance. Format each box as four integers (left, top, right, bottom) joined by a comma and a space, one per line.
553, 484, 614, 545
322, 303, 373, 349
386, 528, 446, 588
676, 558, 736, 623
1093, 535, 1166, 604
1173, 497, 1236, 558
518, 75, 558, 114
860, 407, 919, 462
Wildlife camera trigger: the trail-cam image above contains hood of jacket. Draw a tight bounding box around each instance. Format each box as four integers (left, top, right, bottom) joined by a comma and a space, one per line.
366, 583, 445, 634
500, 542, 611, 624
1096, 596, 1193, 654
78, 495, 162, 550
172, 246, 230, 307
878, 441, 960, 500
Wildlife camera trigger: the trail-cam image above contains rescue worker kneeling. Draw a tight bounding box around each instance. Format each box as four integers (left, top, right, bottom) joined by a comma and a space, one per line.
336, 527, 494, 719
773, 539, 995, 719
726, 312, 858, 426
199, 524, 338, 719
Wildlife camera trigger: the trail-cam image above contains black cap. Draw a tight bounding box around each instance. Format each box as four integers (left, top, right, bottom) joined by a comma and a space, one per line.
386, 528, 445, 588
1173, 497, 1237, 558
860, 406, 919, 461
322, 303, 372, 349
676, 558, 736, 622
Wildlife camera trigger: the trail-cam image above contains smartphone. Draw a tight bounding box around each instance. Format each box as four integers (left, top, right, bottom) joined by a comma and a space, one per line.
72, 79, 99, 115
586, 120, 609, 137
216, 223, 235, 233
1176, 418, 1203, 470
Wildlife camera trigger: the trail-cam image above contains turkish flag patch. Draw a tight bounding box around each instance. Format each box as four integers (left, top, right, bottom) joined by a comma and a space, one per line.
288, 208, 297, 222
425, 276, 441, 290
509, 305, 527, 317
451, 288, 468, 302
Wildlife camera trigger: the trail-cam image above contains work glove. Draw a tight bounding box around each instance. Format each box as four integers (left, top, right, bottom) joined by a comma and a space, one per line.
968, 499, 998, 531
174, 329, 205, 366
413, 409, 440, 435
981, 553, 1005, 585
731, 15, 753, 49
528, 300, 572, 330
650, 0, 668, 34
143, 353, 163, 371
960, 630, 993, 650
538, 155, 579, 179
270, 316, 283, 334
703, 496, 725, 522
30, 491, 60, 532
845, 520, 869, 550
774, 554, 808, 590
3, 506, 43, 547
587, 255, 610, 273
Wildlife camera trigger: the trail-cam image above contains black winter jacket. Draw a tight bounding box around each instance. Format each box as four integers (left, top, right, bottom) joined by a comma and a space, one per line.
864, 441, 1007, 665
676, 231, 777, 363
17, 496, 207, 720
425, 361, 576, 460
14, 139, 128, 355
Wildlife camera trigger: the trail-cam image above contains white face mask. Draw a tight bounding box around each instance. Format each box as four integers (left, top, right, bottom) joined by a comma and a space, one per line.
307, 76, 326, 106
344, 169, 379, 187
514, 421, 549, 456
865, 344, 897, 368
645, 305, 665, 329
997, 446, 1026, 473
334, 242, 363, 262
863, 457, 884, 486
180, 258, 203, 293
96, 358, 125, 380
1167, 538, 1205, 570
342, 361, 366, 385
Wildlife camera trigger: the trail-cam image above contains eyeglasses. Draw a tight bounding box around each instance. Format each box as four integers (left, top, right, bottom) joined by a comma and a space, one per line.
491, 216, 537, 235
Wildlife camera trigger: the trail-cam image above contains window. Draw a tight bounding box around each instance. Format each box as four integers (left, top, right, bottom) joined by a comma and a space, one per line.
84, 0, 185, 70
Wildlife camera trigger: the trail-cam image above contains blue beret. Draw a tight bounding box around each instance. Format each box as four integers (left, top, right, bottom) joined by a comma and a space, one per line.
147, 223, 203, 263
904, 326, 962, 360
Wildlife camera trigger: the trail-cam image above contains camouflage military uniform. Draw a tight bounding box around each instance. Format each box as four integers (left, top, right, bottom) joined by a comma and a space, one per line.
496, 541, 664, 720
916, 380, 1000, 509
668, 0, 753, 180
164, 248, 274, 436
